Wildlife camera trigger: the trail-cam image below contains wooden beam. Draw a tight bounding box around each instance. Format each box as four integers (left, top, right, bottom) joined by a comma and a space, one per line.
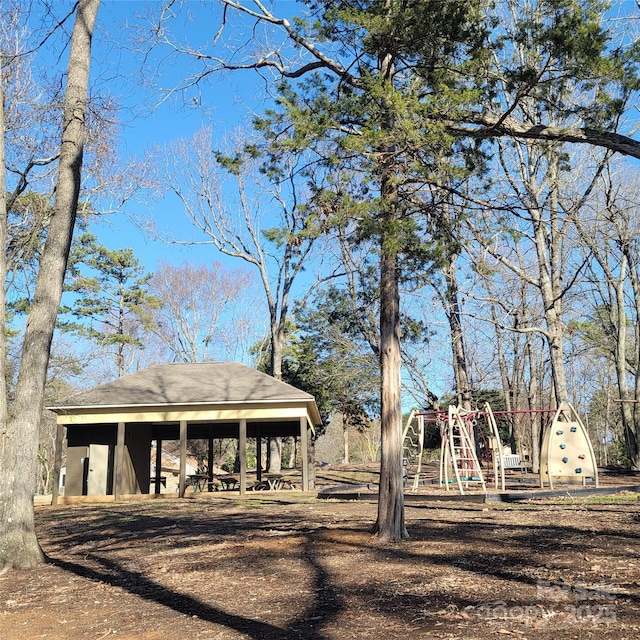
178, 420, 187, 498
51, 424, 66, 505
114, 422, 125, 500
239, 418, 247, 495
256, 426, 262, 482
207, 426, 214, 491
154, 438, 162, 495
55, 403, 313, 425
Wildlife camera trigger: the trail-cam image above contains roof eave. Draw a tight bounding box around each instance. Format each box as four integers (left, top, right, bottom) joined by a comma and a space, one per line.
47, 397, 323, 427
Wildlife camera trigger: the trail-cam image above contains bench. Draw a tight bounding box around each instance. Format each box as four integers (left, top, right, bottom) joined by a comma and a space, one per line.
500, 454, 527, 473
207, 478, 221, 492
218, 475, 239, 490
249, 476, 296, 491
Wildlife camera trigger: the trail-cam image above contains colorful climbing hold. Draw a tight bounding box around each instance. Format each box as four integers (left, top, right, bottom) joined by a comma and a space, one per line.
570, 426, 577, 433
556, 430, 564, 435
560, 443, 566, 449
575, 468, 582, 473
562, 457, 569, 463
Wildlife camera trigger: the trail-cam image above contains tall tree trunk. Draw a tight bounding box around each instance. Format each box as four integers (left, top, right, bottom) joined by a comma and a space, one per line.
0, 63, 9, 480
267, 437, 282, 474
491, 302, 514, 441
117, 280, 125, 376
612, 255, 639, 466
443, 262, 472, 411
510, 290, 532, 455
531, 152, 569, 405
0, 0, 100, 570
374, 173, 408, 542
622, 247, 640, 468
526, 333, 542, 474
270, 317, 284, 381
372, 17, 407, 540
267, 317, 285, 473
288, 436, 296, 468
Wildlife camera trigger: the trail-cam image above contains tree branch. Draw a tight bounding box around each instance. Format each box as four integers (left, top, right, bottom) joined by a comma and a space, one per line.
220, 0, 362, 87
6, 154, 60, 211
448, 114, 640, 159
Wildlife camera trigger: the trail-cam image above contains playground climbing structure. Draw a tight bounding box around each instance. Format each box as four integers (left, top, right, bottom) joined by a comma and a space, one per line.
403, 401, 598, 494
401, 410, 424, 492
540, 402, 599, 489
483, 403, 507, 491
440, 405, 487, 494
402, 404, 506, 494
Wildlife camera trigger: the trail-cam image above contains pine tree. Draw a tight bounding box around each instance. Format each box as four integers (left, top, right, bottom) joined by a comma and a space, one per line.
62, 233, 161, 377
239, 0, 491, 541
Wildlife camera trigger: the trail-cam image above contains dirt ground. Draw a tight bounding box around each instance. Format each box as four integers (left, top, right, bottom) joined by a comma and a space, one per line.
2, 467, 640, 640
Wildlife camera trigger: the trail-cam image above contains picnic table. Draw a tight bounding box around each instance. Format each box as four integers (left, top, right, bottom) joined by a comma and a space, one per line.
188, 474, 208, 492
265, 473, 287, 490
264, 473, 295, 490
217, 475, 239, 490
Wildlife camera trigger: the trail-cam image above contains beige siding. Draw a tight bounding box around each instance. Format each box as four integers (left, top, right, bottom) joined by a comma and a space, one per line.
55, 402, 315, 426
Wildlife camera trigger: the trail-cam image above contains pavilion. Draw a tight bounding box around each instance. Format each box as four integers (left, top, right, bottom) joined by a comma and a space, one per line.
47, 362, 322, 504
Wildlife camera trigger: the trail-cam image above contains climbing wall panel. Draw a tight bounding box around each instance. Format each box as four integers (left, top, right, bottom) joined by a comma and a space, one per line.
540, 402, 598, 490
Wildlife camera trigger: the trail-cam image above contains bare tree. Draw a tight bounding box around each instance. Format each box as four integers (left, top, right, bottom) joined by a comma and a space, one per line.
0, 29, 9, 519
466, 127, 611, 405
0, 0, 100, 570
474, 266, 550, 469
147, 260, 259, 363
158, 128, 325, 376
157, 127, 330, 471
571, 165, 640, 468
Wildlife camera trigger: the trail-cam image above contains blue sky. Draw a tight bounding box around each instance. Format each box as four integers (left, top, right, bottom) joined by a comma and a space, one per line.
71, 1, 640, 409
29, 0, 640, 401
78, 0, 640, 274
85, 0, 269, 272
12, 1, 320, 378
17, 0, 308, 276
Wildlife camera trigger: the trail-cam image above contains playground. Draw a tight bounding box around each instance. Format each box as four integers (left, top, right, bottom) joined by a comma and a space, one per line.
1, 471, 639, 640
401, 402, 602, 497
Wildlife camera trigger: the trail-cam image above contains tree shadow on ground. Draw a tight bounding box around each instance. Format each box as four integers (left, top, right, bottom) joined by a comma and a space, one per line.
52, 540, 343, 640
37, 497, 640, 637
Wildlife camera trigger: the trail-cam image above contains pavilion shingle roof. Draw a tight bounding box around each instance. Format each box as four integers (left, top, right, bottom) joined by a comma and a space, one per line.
52, 362, 314, 408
